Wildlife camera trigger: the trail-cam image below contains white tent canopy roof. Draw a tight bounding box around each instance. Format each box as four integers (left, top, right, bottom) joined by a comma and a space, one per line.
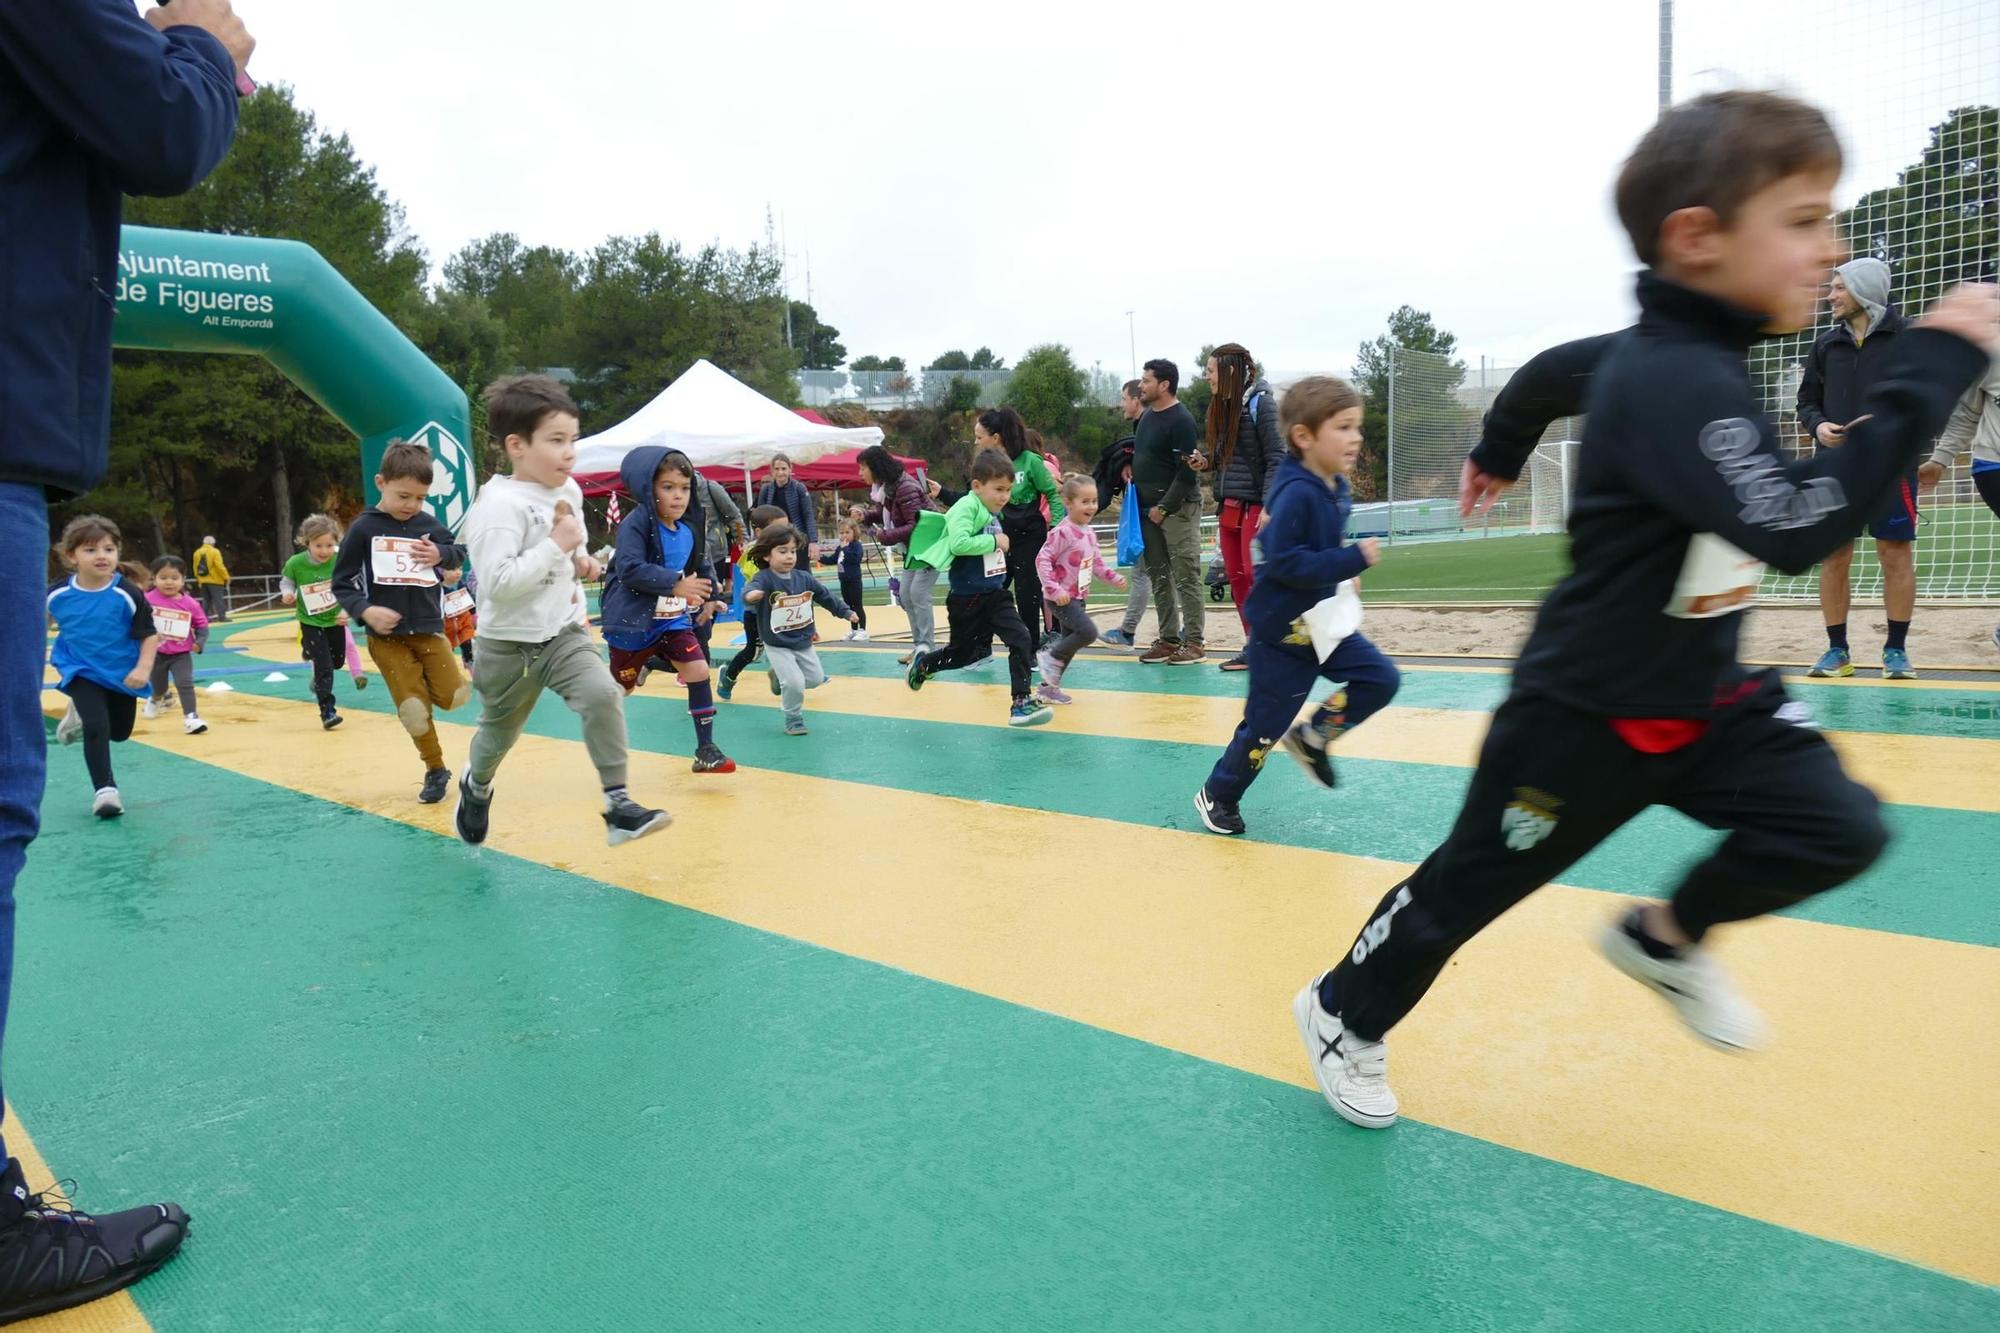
572, 358, 882, 476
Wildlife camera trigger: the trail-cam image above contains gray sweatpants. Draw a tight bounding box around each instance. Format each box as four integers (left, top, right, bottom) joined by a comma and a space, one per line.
148, 652, 198, 715
1047, 597, 1099, 670
1119, 564, 1152, 637
765, 644, 827, 725
467, 624, 628, 790
902, 563, 941, 653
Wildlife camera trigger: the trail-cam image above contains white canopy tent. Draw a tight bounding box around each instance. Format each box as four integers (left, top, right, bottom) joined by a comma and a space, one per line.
572, 358, 882, 495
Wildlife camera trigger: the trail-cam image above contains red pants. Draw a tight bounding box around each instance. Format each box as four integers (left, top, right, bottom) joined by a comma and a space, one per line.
1218, 498, 1262, 630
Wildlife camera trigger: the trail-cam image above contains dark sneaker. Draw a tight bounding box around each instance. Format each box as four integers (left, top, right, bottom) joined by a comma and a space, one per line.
692, 743, 736, 773
419, 767, 451, 804
1217, 652, 1250, 672
783, 719, 809, 736
454, 774, 492, 845
1007, 698, 1054, 728
0, 1159, 189, 1325
716, 670, 736, 701
1194, 785, 1245, 835
321, 710, 344, 731
1282, 723, 1338, 789
767, 671, 782, 696
603, 793, 671, 847
1167, 640, 1207, 666
905, 652, 929, 692
1138, 638, 1180, 664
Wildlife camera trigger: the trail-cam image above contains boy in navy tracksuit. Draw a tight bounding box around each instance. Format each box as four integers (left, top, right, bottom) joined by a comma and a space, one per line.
1195, 378, 1400, 836
1290, 91, 1998, 1135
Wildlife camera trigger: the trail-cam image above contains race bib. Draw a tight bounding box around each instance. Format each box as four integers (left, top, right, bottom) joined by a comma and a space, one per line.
442, 588, 474, 617
1075, 552, 1092, 593
370, 536, 437, 587
1666, 534, 1764, 619
153, 606, 193, 642
769, 591, 816, 633
301, 580, 338, 616
982, 547, 1007, 577
653, 596, 688, 620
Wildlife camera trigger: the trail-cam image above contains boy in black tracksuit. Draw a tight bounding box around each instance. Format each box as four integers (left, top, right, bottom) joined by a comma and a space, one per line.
1290, 90, 1998, 1133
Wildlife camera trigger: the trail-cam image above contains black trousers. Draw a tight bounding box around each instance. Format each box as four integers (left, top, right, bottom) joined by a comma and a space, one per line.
68, 678, 136, 790
838, 572, 866, 631
1976, 469, 2000, 522
922, 589, 1034, 700
1001, 511, 1048, 637
298, 622, 344, 714
723, 611, 762, 681
1326, 671, 1888, 1041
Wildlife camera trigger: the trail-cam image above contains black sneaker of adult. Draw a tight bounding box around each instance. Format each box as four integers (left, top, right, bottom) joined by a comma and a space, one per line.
0, 1159, 188, 1325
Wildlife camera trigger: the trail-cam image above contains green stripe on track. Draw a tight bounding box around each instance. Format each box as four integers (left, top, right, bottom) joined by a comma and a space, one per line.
12, 741, 1995, 1330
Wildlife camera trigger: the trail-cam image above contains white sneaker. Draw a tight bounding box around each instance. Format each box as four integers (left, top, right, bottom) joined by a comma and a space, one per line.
184, 714, 208, 735
1599, 911, 1770, 1052
92, 786, 123, 819
1291, 976, 1398, 1129
142, 699, 159, 720
55, 704, 83, 746
845, 628, 870, 642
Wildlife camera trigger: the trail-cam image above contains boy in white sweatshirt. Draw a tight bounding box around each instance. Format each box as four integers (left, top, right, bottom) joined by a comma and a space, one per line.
456, 374, 669, 847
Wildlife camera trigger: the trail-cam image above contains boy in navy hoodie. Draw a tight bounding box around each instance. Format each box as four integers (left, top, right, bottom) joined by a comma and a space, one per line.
1292, 91, 1998, 1134
1195, 377, 1400, 837
600, 447, 735, 773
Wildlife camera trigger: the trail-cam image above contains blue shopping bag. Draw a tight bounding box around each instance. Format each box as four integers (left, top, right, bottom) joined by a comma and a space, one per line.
1115, 482, 1145, 567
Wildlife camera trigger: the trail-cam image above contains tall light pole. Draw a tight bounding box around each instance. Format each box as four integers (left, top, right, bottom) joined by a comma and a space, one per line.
1124, 310, 1137, 382
1658, 0, 1673, 113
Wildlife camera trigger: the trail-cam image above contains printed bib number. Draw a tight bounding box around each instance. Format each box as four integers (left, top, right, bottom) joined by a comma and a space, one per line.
1075, 552, 1092, 593
370, 536, 437, 586
1666, 534, 1764, 619
153, 606, 193, 642
653, 596, 688, 620
769, 591, 816, 633
442, 588, 474, 617
982, 548, 1007, 577
301, 580, 338, 616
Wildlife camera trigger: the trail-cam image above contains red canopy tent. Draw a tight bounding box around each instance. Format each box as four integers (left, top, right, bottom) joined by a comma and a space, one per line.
696, 446, 925, 495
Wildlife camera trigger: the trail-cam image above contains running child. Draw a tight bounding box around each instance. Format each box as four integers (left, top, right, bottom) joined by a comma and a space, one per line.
281, 513, 353, 730
456, 374, 669, 846
331, 440, 472, 804
817, 516, 869, 641
905, 448, 1053, 728
742, 524, 857, 735
716, 504, 788, 699
1032, 472, 1126, 704
1292, 91, 1998, 1132
600, 446, 735, 773
1193, 377, 1400, 836
47, 515, 158, 819
143, 555, 209, 734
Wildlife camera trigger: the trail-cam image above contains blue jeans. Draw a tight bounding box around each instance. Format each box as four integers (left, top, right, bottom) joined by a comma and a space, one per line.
0, 483, 48, 1163
1204, 632, 1401, 805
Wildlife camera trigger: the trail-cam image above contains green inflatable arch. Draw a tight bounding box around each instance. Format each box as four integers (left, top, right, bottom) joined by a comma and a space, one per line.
111, 225, 476, 528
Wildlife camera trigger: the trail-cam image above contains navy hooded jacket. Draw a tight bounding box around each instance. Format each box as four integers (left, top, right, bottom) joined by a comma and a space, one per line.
0, 3, 238, 497
1241, 455, 1370, 639
600, 446, 717, 643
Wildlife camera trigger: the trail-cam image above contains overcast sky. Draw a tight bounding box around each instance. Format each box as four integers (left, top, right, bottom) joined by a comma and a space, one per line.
215, 0, 1996, 383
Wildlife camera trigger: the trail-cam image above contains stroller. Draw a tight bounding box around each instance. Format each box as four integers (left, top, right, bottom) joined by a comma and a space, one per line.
1204, 555, 1230, 602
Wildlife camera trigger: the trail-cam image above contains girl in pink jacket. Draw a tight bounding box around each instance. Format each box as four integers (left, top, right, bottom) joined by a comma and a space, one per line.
1032, 474, 1125, 704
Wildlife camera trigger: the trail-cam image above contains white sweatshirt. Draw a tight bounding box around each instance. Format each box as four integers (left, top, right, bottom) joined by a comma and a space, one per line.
462, 473, 589, 642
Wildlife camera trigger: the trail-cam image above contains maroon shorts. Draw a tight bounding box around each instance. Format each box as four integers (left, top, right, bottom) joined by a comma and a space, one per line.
609, 629, 704, 692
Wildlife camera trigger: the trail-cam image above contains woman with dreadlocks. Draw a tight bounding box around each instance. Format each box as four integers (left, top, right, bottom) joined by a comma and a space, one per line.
1193, 343, 1285, 670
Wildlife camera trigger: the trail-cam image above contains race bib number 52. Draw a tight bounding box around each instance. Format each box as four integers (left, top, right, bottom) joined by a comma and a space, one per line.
371, 536, 438, 587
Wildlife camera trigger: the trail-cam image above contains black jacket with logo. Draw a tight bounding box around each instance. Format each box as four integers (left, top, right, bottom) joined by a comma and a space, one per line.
1795, 307, 1909, 443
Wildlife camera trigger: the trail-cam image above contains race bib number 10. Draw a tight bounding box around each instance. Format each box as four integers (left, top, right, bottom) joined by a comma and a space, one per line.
301, 580, 338, 616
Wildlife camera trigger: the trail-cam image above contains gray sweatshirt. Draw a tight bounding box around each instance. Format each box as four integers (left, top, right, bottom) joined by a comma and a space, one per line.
1929, 352, 2000, 472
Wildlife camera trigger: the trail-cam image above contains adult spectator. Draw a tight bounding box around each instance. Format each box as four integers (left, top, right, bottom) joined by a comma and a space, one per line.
1191, 343, 1282, 670
192, 533, 231, 621
1095, 380, 1152, 648
850, 445, 940, 665
0, 0, 249, 1320
1798, 259, 1921, 678
696, 475, 744, 657
1920, 349, 2000, 651
756, 454, 817, 548
1133, 359, 1207, 664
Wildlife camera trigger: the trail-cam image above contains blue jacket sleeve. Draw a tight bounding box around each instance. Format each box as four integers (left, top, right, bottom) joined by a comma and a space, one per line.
610, 514, 684, 597
0, 1, 238, 196
1259, 496, 1369, 588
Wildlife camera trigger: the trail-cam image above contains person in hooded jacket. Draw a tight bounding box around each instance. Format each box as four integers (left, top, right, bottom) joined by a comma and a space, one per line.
1797, 257, 1922, 678
601, 446, 735, 773
850, 444, 941, 663
1191, 344, 1286, 669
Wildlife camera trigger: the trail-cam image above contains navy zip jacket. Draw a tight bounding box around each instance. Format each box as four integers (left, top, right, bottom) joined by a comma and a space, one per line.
1241, 455, 1370, 640
1512, 273, 1984, 717
0, 4, 238, 497
600, 446, 717, 641
755, 477, 817, 543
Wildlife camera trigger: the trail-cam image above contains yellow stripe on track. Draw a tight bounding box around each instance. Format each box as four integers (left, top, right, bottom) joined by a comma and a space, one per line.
69, 690, 2000, 1286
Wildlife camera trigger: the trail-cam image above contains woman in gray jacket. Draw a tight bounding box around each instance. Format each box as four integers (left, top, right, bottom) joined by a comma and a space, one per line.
1194, 342, 1284, 670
